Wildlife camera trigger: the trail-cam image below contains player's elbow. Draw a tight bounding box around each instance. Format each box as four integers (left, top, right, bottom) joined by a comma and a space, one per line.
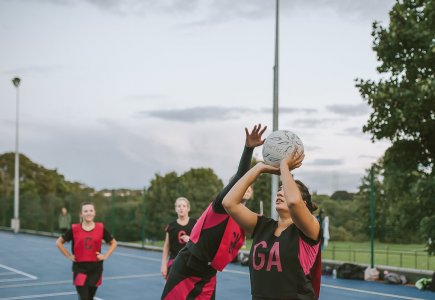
55, 237, 64, 248
222, 195, 234, 212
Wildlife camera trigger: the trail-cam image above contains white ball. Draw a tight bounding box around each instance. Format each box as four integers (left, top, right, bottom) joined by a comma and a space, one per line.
262, 130, 304, 167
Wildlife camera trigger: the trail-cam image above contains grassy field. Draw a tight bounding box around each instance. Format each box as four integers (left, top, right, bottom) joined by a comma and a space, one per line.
139, 240, 434, 270
321, 241, 434, 270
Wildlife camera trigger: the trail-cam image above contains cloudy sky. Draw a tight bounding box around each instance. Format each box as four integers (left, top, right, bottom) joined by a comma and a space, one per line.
0, 0, 394, 195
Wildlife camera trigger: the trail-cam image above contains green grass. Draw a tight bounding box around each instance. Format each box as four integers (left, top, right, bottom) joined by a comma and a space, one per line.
137, 240, 434, 270
321, 241, 434, 270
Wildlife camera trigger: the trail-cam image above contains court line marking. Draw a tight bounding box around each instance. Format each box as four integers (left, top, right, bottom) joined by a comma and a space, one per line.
321, 283, 425, 300
0, 265, 37, 280
0, 292, 104, 299
114, 252, 161, 262
222, 270, 425, 300
0, 273, 161, 289
223, 269, 249, 275
0, 278, 34, 283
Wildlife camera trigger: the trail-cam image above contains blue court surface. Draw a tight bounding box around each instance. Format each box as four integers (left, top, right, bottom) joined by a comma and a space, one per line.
0, 231, 433, 300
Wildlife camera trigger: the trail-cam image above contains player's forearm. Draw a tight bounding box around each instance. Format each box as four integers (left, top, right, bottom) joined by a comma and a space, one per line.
104, 239, 117, 259
213, 146, 254, 212
56, 238, 72, 258
223, 164, 260, 210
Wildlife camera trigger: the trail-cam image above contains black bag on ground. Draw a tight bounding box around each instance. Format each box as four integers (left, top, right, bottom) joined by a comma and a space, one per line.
337, 263, 365, 280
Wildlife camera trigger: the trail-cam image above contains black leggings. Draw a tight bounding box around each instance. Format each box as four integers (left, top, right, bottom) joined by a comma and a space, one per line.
75, 286, 98, 300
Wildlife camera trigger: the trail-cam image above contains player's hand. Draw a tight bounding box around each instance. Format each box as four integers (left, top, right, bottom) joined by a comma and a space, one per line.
161, 265, 168, 279
280, 149, 304, 171
96, 252, 106, 261
256, 162, 280, 175
68, 254, 76, 262
245, 124, 267, 148
180, 235, 190, 243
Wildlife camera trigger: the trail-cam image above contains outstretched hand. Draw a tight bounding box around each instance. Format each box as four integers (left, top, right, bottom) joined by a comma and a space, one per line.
280, 149, 305, 171
245, 124, 267, 148
256, 162, 280, 175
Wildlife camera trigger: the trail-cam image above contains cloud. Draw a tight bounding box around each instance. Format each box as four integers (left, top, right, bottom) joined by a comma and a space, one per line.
127, 94, 168, 102
288, 117, 346, 128
141, 106, 256, 122
294, 169, 364, 195
326, 103, 370, 116
37, 0, 394, 22
261, 107, 317, 114
305, 158, 344, 166
2, 65, 64, 75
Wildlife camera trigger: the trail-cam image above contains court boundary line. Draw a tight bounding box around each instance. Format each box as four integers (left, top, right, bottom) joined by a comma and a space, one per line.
322, 283, 425, 300
0, 292, 104, 300
0, 273, 161, 289
0, 265, 37, 282
114, 252, 161, 262
0, 278, 35, 283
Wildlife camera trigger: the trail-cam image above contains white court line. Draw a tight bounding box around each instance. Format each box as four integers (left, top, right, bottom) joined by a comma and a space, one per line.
0, 278, 34, 283
321, 284, 426, 300
114, 252, 161, 262
0, 265, 37, 280
223, 269, 249, 275
0, 273, 161, 289
0, 292, 104, 299
220, 270, 425, 300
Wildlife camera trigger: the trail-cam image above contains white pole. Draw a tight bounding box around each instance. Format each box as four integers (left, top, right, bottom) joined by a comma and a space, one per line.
271, 0, 279, 220
12, 77, 21, 233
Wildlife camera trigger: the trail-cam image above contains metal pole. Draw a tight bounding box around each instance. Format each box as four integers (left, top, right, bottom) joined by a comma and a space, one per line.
369, 167, 375, 268
141, 187, 147, 248
271, 0, 280, 220
111, 189, 115, 235
12, 77, 21, 233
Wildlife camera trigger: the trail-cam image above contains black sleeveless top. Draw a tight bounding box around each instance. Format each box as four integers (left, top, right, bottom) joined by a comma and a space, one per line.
249, 216, 319, 300
166, 218, 196, 259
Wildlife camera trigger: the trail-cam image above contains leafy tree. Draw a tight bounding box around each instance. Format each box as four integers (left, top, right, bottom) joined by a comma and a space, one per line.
356, 0, 435, 170
180, 168, 223, 218
144, 168, 223, 240
330, 190, 354, 201
355, 0, 434, 244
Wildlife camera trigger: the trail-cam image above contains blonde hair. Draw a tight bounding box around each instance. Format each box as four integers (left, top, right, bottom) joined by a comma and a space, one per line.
175, 197, 190, 209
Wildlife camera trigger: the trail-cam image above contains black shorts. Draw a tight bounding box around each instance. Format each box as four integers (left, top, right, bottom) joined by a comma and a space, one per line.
72, 262, 103, 287
161, 247, 217, 300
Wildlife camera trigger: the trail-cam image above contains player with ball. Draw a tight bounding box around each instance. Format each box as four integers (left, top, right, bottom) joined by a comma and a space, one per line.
223, 130, 322, 300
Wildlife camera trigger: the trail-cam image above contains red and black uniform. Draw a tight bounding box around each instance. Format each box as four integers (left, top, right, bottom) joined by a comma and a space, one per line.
165, 218, 197, 270
249, 216, 321, 300
62, 223, 113, 300
161, 146, 253, 300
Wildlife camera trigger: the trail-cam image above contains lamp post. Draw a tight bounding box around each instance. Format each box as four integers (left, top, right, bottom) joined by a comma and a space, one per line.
11, 77, 21, 234
271, 0, 280, 220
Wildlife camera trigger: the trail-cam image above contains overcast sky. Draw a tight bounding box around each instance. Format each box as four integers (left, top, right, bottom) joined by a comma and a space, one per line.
0, 0, 394, 195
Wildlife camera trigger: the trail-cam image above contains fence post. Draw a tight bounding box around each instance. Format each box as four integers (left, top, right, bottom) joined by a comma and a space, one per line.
348, 245, 351, 262
386, 246, 389, 266
400, 253, 403, 267
111, 189, 115, 236
141, 187, 147, 248
332, 245, 336, 260
414, 251, 417, 269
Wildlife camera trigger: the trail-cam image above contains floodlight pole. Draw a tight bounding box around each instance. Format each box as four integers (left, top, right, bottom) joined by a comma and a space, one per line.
11, 77, 21, 233
271, 0, 280, 220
